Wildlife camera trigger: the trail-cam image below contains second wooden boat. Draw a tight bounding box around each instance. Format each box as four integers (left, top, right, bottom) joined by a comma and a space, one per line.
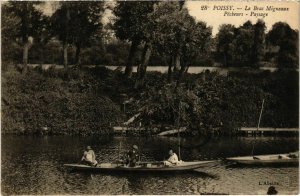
226, 152, 298, 165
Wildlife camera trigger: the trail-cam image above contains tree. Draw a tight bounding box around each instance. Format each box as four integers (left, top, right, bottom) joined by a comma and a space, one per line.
134, 1, 193, 89
180, 21, 212, 79
113, 1, 157, 78
134, 42, 152, 88
252, 19, 266, 66
150, 2, 211, 82
231, 21, 255, 67
50, 2, 71, 68
69, 2, 104, 66
1, 3, 20, 65
4, 2, 47, 72
216, 24, 235, 66
217, 20, 266, 67
267, 22, 298, 69
51, 2, 104, 68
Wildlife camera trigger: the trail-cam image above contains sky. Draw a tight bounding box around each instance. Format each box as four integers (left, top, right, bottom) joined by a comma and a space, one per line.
186, 1, 299, 36
42, 1, 299, 36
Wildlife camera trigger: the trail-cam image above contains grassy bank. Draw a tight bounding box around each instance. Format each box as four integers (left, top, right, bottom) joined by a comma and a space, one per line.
1, 65, 298, 136
1, 66, 125, 135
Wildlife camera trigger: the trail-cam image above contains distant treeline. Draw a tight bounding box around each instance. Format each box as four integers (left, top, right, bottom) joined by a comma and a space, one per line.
2, 2, 299, 84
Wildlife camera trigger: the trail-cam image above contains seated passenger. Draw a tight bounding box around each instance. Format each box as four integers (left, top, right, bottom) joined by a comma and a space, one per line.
81, 146, 98, 166
126, 145, 139, 167
164, 149, 180, 166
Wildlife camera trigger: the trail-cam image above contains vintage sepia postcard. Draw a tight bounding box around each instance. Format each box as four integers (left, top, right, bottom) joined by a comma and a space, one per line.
1, 0, 299, 195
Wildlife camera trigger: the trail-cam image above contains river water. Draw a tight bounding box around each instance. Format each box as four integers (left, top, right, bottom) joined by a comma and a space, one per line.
29, 64, 284, 76
1, 135, 298, 195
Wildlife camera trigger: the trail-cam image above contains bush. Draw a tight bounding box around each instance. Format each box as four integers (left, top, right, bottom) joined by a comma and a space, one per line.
128, 70, 298, 135
1, 67, 125, 135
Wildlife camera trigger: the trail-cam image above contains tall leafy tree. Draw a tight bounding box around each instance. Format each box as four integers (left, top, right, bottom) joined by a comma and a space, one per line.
51, 2, 104, 68
231, 21, 255, 67
134, 1, 188, 88
216, 24, 235, 66
69, 2, 104, 66
150, 2, 187, 81
217, 20, 266, 67
1, 3, 20, 64
51, 2, 71, 68
267, 22, 298, 69
150, 2, 211, 82
4, 2, 47, 72
113, 1, 157, 78
252, 19, 266, 66
180, 21, 212, 78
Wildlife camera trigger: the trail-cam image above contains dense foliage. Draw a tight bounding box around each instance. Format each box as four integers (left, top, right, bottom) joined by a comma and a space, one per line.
149, 2, 212, 82
113, 1, 158, 78
129, 70, 298, 135
3, 64, 297, 135
216, 20, 266, 67
50, 2, 104, 66
2, 66, 125, 135
215, 20, 299, 68
266, 22, 299, 69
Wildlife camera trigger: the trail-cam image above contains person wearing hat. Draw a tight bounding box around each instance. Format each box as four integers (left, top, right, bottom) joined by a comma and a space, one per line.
81, 146, 98, 166
125, 145, 139, 167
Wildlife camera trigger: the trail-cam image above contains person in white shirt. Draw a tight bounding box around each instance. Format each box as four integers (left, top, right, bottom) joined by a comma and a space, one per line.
164, 149, 180, 166
81, 146, 98, 166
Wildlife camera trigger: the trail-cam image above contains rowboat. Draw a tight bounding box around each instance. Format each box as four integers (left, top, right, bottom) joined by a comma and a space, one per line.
63, 160, 216, 172
226, 152, 299, 165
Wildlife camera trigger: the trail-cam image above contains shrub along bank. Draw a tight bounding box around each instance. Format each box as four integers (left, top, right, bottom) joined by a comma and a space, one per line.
1, 65, 298, 136
127, 70, 299, 135
1, 66, 125, 135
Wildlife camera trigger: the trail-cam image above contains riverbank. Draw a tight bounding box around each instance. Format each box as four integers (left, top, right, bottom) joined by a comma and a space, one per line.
2, 66, 125, 135
1, 64, 298, 135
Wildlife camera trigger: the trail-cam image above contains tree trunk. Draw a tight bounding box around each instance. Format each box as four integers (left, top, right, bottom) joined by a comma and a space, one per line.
63, 42, 68, 69
167, 56, 173, 82
177, 62, 188, 87
75, 43, 81, 67
125, 40, 139, 78
40, 43, 45, 64
173, 52, 181, 81
184, 65, 190, 73
135, 43, 152, 89
21, 2, 29, 74
22, 39, 32, 74
22, 43, 29, 73
223, 52, 227, 67
174, 53, 181, 72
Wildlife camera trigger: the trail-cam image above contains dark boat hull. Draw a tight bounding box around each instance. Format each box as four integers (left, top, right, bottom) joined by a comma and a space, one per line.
64, 161, 216, 173
226, 153, 299, 166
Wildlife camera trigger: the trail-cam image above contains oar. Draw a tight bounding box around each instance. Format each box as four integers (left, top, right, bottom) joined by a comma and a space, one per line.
252, 99, 265, 157
178, 101, 181, 161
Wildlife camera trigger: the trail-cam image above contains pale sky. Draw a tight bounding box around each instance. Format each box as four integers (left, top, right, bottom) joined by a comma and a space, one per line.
186, 1, 299, 36
42, 1, 299, 36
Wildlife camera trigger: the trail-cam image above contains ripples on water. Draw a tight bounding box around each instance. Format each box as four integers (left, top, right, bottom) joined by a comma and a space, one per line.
1, 135, 299, 195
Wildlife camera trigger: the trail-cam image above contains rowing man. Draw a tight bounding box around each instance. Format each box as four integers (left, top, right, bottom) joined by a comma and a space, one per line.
126, 145, 139, 167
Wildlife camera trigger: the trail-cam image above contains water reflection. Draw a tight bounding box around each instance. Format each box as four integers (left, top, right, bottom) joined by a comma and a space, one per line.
1, 135, 298, 195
